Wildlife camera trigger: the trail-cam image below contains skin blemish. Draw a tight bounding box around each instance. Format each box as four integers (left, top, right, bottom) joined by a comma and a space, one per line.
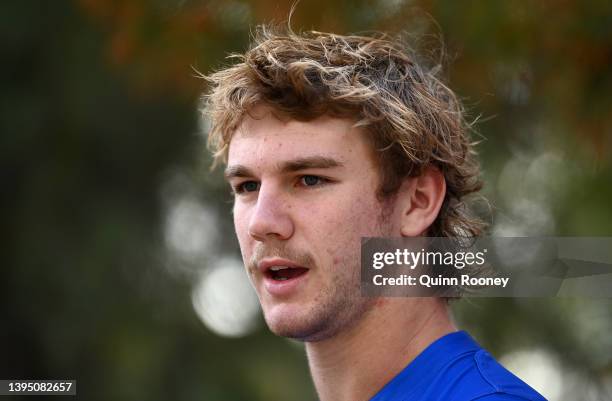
375, 298, 388, 308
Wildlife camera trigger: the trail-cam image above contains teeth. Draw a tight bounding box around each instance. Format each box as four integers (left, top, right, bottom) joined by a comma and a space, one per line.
269, 266, 290, 271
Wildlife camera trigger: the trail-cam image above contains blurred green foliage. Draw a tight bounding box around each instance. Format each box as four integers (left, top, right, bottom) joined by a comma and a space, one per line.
2, 0, 611, 400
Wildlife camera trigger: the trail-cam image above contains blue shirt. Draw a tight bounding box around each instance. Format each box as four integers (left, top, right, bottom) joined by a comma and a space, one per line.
370, 331, 548, 401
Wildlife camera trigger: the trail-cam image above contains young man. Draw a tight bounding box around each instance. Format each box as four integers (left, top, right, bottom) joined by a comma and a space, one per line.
203, 27, 547, 401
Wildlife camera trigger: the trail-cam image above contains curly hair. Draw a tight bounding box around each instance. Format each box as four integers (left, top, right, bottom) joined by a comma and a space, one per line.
202, 25, 486, 237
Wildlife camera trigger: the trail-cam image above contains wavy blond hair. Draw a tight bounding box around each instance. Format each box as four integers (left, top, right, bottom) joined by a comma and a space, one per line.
202, 26, 486, 237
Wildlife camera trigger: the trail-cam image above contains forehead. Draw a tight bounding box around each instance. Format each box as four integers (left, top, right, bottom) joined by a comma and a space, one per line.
227, 106, 374, 168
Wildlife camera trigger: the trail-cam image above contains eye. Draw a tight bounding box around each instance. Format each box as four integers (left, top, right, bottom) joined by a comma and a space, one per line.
300, 175, 324, 186
234, 181, 259, 194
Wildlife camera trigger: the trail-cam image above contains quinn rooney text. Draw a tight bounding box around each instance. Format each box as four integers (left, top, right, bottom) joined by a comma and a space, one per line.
372, 274, 510, 288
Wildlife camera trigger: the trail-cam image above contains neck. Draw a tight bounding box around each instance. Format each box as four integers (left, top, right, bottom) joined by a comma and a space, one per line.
305, 298, 456, 401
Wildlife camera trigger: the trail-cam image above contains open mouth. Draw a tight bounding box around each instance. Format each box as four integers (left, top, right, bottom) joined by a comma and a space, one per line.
266, 266, 309, 281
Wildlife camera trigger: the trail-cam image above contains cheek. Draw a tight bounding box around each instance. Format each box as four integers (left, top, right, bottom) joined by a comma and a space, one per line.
233, 205, 252, 248
332, 197, 380, 234
312, 198, 380, 261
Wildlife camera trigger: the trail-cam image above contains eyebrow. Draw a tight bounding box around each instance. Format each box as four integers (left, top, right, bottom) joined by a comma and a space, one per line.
224, 156, 344, 180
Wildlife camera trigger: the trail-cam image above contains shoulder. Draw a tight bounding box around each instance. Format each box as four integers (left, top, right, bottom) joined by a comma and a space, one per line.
370, 331, 548, 401
401, 346, 548, 401
417, 341, 548, 401
466, 349, 548, 401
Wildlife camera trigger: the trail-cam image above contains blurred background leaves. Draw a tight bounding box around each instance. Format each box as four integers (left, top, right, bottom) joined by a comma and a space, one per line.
1, 0, 611, 400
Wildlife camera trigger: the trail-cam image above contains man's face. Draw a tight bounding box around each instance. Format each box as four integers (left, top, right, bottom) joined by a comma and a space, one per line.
226, 106, 401, 341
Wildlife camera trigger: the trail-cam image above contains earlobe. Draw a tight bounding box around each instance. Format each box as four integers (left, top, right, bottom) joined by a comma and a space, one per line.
399, 166, 446, 237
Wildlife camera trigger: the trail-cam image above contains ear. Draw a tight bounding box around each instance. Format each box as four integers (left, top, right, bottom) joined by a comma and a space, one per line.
398, 166, 446, 237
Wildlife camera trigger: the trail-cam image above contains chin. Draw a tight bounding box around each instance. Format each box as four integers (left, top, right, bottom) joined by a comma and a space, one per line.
262, 304, 335, 342
267, 319, 334, 342
262, 298, 372, 342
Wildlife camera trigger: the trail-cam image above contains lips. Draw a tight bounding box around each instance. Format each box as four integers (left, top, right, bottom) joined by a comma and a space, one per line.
258, 258, 310, 297
267, 265, 309, 281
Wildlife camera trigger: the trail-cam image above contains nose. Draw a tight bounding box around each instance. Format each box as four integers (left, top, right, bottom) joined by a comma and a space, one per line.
247, 183, 294, 242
